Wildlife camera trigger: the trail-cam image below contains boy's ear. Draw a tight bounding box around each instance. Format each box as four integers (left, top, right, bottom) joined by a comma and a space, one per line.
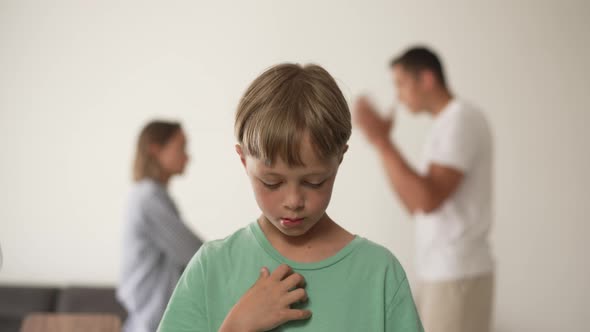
235, 144, 247, 168
338, 145, 349, 164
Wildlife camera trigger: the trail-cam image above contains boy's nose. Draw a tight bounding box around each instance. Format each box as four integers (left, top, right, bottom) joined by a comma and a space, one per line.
283, 188, 304, 211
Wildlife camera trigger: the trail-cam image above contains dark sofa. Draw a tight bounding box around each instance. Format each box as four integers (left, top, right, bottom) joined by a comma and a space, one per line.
0, 285, 127, 332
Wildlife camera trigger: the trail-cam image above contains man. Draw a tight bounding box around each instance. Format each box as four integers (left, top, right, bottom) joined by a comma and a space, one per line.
355, 46, 494, 332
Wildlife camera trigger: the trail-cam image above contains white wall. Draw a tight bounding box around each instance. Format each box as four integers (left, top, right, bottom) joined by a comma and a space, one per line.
1, 0, 589, 331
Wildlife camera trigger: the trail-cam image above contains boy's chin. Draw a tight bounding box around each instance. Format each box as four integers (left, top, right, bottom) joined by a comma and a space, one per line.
277, 222, 322, 238
266, 219, 307, 235
278, 227, 310, 237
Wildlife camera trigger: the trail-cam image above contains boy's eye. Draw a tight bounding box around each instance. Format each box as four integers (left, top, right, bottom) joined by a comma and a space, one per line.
303, 180, 326, 189
261, 181, 282, 189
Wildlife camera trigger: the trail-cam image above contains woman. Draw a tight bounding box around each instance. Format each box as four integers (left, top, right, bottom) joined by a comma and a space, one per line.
117, 120, 203, 332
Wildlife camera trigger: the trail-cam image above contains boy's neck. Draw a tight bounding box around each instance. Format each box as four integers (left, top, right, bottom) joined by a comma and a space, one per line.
258, 215, 354, 263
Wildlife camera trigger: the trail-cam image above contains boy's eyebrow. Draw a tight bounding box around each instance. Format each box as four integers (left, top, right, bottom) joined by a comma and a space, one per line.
258, 172, 283, 178
261, 171, 332, 177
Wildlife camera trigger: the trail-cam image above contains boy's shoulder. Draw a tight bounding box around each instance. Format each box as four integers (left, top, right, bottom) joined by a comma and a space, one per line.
352, 237, 409, 288
353, 237, 403, 267
196, 223, 257, 259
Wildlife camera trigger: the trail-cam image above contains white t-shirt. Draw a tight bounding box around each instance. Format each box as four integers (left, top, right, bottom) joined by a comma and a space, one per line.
415, 99, 494, 281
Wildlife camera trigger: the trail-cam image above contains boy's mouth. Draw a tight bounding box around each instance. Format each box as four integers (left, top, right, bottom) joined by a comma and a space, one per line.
280, 218, 304, 228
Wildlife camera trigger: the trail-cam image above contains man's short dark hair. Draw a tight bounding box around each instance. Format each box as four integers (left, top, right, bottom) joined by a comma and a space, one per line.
390, 46, 447, 87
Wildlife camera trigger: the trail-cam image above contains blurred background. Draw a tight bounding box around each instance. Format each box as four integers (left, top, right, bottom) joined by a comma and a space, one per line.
1, 0, 589, 331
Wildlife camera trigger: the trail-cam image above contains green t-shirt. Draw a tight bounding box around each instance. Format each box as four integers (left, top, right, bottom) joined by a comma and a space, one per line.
158, 222, 423, 331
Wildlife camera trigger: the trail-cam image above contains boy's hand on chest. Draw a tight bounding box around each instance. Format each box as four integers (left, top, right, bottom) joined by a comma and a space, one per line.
219, 264, 312, 332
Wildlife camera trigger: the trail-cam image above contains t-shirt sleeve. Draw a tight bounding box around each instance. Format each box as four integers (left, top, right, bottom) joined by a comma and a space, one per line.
385, 276, 423, 332
428, 109, 482, 172
382, 252, 423, 332
157, 245, 209, 332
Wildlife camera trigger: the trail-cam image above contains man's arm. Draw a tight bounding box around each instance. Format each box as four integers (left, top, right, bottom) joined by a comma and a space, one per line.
354, 96, 463, 215
373, 138, 463, 214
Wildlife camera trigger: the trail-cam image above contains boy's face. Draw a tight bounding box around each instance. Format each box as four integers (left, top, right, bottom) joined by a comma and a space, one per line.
237, 134, 343, 237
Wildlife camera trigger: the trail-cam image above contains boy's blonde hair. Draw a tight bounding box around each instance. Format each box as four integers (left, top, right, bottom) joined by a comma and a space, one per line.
133, 120, 182, 182
235, 63, 351, 166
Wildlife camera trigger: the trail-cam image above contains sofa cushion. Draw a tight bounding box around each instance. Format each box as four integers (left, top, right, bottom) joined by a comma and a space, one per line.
0, 286, 58, 332
55, 287, 127, 321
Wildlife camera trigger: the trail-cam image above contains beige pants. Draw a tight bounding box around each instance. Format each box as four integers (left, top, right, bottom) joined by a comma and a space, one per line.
416, 273, 494, 332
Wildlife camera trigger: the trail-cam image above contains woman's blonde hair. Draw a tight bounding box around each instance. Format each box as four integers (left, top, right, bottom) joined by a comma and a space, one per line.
133, 120, 181, 182
235, 63, 351, 166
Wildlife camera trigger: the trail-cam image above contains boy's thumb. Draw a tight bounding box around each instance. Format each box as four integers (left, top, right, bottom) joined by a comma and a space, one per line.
259, 266, 269, 278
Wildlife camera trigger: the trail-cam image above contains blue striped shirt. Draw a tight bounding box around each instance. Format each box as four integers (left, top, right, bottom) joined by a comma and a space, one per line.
117, 179, 202, 332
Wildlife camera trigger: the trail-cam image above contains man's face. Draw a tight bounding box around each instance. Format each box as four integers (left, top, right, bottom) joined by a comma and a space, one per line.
392, 65, 425, 113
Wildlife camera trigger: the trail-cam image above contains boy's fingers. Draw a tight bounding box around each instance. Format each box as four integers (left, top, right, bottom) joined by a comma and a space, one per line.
283, 309, 312, 322
283, 288, 307, 305
282, 272, 306, 290
271, 264, 293, 281
259, 266, 270, 279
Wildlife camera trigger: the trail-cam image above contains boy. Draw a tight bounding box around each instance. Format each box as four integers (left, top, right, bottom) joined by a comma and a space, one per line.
158, 63, 423, 331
